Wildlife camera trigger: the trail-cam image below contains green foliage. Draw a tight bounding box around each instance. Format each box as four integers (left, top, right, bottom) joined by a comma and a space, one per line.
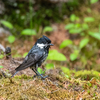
23, 52, 28, 57
79, 38, 89, 49
87, 8, 92, 13
13, 54, 22, 58
64, 14, 100, 66
75, 23, 81, 28
69, 49, 79, 61
60, 39, 73, 49
90, 0, 98, 4
64, 15, 95, 34
61, 67, 70, 78
61, 67, 70, 75
0, 65, 3, 68
0, 20, 13, 29
0, 54, 4, 59
43, 26, 53, 33
88, 31, 100, 40
65, 16, 95, 35
7, 35, 15, 43
70, 50, 79, 61
82, 23, 89, 30
65, 74, 70, 78
84, 17, 95, 22
88, 82, 92, 87
47, 50, 67, 61
45, 63, 54, 70
70, 53, 77, 61
21, 29, 36, 35
65, 23, 75, 30
37, 68, 45, 74
70, 14, 76, 22
69, 28, 83, 34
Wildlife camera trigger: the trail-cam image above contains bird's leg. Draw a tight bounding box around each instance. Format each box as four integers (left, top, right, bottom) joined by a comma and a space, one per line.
31, 67, 39, 77
34, 64, 48, 79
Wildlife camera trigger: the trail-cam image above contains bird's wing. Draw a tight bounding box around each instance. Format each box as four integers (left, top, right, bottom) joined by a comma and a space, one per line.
15, 51, 43, 71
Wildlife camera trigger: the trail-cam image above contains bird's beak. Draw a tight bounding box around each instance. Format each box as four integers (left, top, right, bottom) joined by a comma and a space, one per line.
49, 43, 54, 46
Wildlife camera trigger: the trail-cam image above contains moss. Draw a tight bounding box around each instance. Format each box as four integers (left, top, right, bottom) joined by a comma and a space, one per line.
0, 72, 100, 99
62, 68, 100, 81
14, 74, 32, 79
0, 78, 48, 99
74, 70, 100, 80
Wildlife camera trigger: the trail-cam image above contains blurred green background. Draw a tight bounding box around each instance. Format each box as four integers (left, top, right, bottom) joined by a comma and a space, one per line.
0, 0, 100, 80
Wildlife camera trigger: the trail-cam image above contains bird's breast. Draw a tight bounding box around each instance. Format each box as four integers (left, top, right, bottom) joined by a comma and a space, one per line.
42, 52, 48, 62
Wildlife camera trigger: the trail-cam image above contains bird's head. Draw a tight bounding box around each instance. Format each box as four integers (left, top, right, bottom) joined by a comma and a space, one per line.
36, 35, 54, 49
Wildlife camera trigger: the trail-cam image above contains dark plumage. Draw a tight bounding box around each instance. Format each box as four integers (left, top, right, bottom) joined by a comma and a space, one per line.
12, 35, 53, 79
5, 47, 11, 59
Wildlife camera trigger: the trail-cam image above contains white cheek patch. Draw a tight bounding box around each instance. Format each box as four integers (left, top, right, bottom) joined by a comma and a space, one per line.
37, 43, 45, 49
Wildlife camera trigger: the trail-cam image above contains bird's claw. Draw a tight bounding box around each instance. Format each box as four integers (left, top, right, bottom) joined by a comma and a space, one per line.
41, 75, 48, 79
33, 74, 43, 77
33, 74, 48, 79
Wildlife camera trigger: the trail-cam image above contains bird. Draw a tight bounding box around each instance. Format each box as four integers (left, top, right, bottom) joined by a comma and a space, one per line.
5, 47, 11, 59
12, 35, 54, 79
0, 44, 11, 59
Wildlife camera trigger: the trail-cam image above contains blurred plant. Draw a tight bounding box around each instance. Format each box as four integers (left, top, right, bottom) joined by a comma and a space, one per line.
23, 52, 28, 57
61, 67, 70, 75
0, 53, 4, 59
61, 14, 100, 69
79, 38, 89, 49
0, 19, 37, 43
21, 29, 36, 35
37, 68, 45, 74
84, 17, 94, 22
0, 65, 3, 68
43, 26, 53, 33
90, 0, 98, 4
47, 50, 67, 61
70, 50, 79, 61
60, 39, 73, 49
13, 54, 22, 58
7, 35, 15, 43
0, 20, 16, 43
45, 63, 54, 70
0, 0, 98, 36
0, 20, 13, 29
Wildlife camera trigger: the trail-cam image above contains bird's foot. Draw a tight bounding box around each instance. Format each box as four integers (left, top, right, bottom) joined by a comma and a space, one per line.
41, 75, 48, 79
33, 74, 43, 78
33, 74, 48, 79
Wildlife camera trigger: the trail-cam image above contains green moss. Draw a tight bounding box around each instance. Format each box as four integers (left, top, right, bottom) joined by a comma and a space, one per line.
14, 74, 32, 79
0, 78, 48, 99
61, 68, 100, 80
0, 72, 100, 99
74, 70, 100, 80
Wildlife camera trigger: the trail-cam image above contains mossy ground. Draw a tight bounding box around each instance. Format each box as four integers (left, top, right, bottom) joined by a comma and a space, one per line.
0, 70, 100, 100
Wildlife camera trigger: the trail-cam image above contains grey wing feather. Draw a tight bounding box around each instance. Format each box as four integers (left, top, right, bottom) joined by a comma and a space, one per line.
15, 51, 43, 71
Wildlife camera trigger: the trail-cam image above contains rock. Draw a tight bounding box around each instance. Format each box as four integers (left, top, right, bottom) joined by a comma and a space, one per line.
0, 28, 11, 37
0, 44, 5, 53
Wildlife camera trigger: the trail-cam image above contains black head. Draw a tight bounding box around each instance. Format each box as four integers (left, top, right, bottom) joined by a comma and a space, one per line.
36, 35, 51, 44
35, 35, 53, 49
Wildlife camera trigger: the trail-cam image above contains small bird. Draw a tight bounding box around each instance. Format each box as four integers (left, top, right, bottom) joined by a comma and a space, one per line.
0, 44, 11, 59
5, 47, 11, 59
12, 35, 53, 79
